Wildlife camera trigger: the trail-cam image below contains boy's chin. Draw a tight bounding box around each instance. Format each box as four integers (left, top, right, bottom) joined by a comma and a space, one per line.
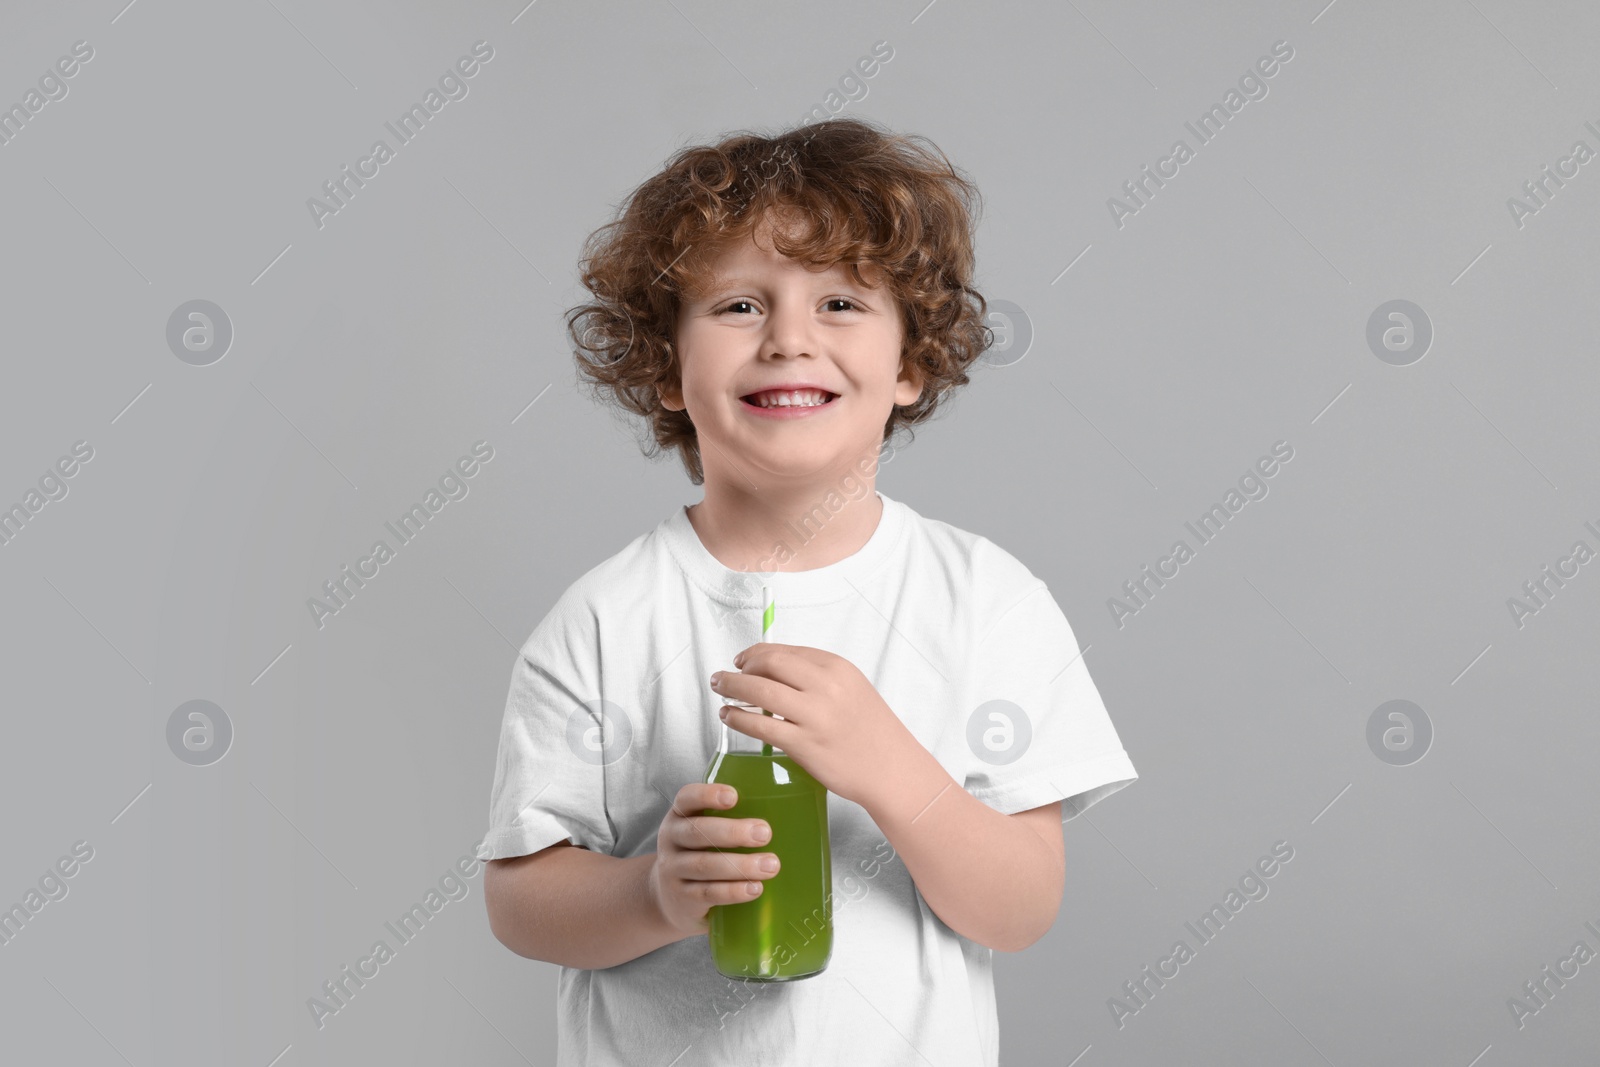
731, 443, 853, 482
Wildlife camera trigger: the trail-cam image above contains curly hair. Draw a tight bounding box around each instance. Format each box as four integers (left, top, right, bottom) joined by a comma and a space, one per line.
565, 116, 992, 486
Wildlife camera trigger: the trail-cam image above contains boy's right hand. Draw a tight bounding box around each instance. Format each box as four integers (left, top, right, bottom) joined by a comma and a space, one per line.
648, 783, 780, 936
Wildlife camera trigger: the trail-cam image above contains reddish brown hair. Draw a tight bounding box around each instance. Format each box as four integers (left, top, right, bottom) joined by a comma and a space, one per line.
565, 116, 992, 485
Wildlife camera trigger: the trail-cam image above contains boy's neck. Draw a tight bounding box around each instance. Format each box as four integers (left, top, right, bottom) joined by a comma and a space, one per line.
686, 476, 884, 574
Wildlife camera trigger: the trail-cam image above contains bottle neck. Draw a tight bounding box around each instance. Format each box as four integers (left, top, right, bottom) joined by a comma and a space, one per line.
719, 708, 781, 756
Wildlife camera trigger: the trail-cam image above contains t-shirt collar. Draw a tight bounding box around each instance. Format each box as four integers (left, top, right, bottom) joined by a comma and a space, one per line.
660, 489, 908, 608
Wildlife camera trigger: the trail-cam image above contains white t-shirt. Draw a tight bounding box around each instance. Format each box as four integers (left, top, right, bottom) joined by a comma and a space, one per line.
483, 489, 1138, 1066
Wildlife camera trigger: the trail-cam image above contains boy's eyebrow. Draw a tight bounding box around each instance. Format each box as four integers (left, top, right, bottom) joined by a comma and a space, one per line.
691, 269, 880, 296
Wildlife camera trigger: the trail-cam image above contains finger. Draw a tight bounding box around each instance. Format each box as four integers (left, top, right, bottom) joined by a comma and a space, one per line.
674, 850, 780, 882
674, 814, 772, 851
719, 705, 801, 751
737, 642, 830, 665
669, 817, 751, 881
673, 782, 737, 818
714, 671, 800, 720
685, 879, 765, 907
735, 643, 832, 689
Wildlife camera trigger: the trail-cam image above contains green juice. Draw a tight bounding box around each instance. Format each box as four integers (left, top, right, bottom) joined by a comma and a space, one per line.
701, 751, 833, 981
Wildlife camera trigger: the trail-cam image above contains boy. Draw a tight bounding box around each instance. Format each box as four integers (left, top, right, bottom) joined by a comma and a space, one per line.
482, 117, 1138, 1065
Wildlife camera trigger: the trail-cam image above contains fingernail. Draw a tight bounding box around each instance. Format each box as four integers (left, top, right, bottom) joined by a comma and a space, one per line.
759, 856, 779, 872
753, 823, 771, 843
710, 672, 722, 687
734, 651, 746, 667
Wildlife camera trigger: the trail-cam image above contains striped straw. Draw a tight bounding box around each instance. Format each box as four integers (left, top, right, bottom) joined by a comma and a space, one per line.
759, 583, 775, 756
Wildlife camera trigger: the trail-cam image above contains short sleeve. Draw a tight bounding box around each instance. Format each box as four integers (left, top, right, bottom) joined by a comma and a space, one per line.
481, 590, 615, 859
962, 582, 1138, 820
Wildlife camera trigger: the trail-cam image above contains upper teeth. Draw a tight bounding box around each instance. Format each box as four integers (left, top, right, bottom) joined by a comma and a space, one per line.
751, 389, 831, 408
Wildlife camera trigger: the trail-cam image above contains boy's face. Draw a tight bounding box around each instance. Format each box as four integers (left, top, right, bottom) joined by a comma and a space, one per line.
662, 215, 922, 487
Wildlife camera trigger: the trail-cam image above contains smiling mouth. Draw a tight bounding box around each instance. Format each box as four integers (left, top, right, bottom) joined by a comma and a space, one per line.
739, 389, 840, 409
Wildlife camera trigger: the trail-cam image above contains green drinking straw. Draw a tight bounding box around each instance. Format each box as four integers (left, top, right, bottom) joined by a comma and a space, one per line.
760, 583, 775, 757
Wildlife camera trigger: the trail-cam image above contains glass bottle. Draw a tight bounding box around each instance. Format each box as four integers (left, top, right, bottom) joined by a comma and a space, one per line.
701, 684, 832, 981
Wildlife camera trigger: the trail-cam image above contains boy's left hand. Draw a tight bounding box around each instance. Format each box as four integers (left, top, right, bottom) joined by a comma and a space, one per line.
710, 643, 930, 810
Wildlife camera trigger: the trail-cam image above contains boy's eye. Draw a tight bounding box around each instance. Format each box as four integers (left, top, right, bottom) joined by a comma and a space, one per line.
714, 298, 862, 315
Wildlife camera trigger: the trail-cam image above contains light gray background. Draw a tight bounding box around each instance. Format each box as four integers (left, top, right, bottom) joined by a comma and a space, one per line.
2, 0, 1597, 1064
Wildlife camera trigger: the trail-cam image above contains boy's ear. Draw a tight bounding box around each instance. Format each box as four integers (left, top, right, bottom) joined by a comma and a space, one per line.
658, 377, 685, 412
893, 355, 924, 407
657, 332, 686, 411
